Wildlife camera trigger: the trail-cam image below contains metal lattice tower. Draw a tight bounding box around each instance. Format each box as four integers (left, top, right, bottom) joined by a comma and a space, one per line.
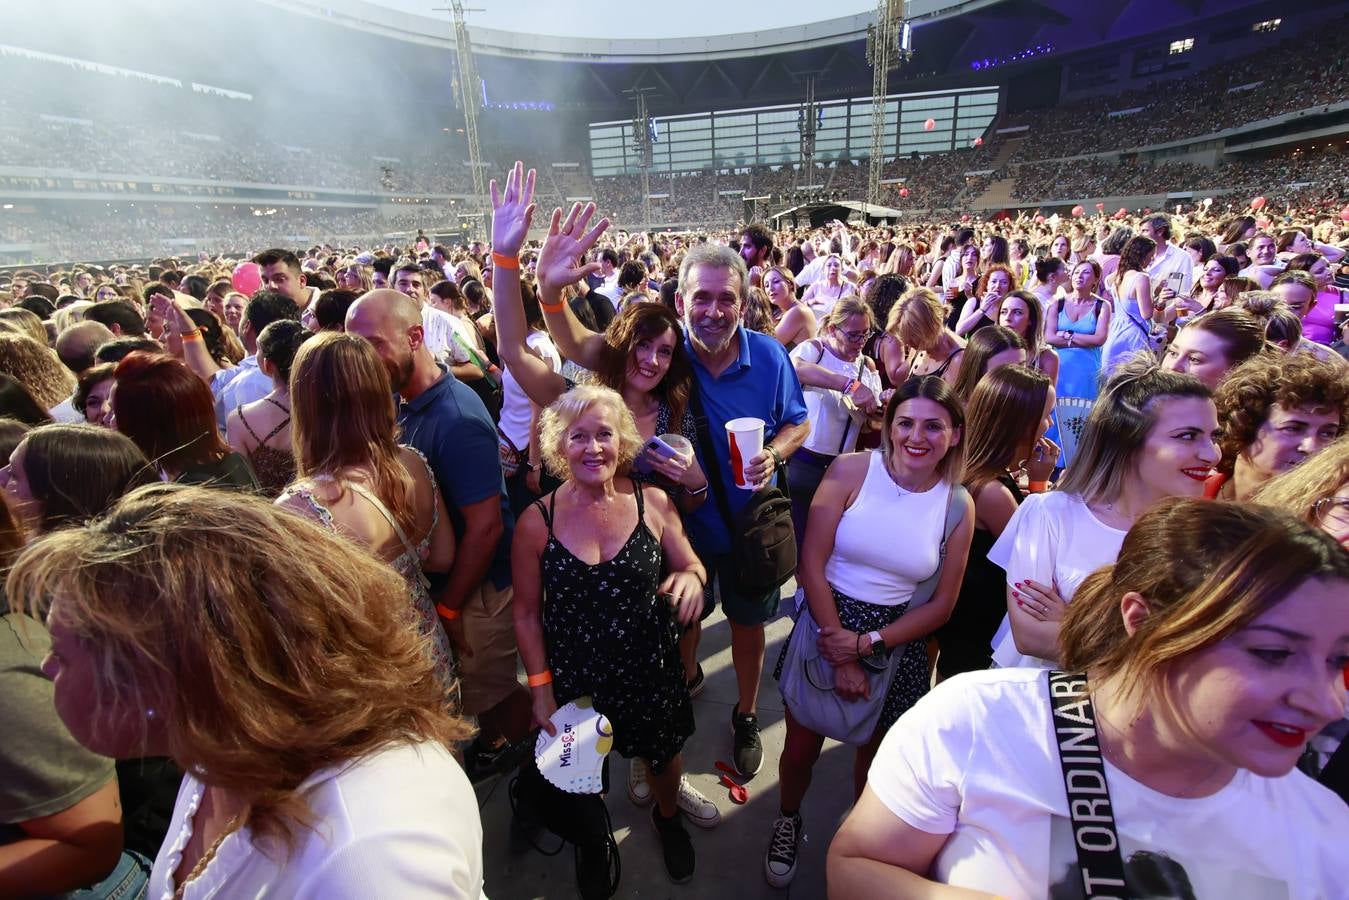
625, 87, 658, 232
865, 0, 911, 207
796, 71, 824, 196
439, 3, 488, 237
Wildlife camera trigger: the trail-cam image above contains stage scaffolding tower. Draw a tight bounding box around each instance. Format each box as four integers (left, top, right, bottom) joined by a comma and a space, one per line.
625, 87, 658, 232
438, 3, 488, 236
796, 71, 825, 198
865, 0, 913, 207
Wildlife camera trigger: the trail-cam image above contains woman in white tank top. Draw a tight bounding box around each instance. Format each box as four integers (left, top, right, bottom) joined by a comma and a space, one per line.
763, 376, 975, 889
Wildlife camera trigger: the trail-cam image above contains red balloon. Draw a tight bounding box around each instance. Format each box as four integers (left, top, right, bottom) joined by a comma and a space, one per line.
899, 187, 910, 198
960, 213, 970, 222
1339, 205, 1349, 222
1095, 202, 1105, 211
924, 118, 936, 131
972, 137, 983, 147
1250, 196, 1267, 211
232, 262, 262, 296
1071, 205, 1085, 217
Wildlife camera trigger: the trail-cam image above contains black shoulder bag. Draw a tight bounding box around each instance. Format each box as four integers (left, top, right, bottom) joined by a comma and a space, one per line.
1047, 670, 1130, 899
689, 385, 797, 596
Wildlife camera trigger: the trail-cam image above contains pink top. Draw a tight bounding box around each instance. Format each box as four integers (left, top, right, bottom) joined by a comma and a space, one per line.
1303, 288, 1342, 345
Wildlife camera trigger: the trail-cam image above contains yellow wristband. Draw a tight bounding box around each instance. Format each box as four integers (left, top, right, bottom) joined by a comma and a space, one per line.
527, 670, 553, 687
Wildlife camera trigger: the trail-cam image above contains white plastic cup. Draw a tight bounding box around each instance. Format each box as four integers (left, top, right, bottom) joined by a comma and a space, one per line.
725, 417, 765, 489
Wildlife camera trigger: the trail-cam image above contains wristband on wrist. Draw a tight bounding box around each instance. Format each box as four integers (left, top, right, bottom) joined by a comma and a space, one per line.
491, 251, 521, 270
540, 298, 566, 314
435, 603, 461, 620
1028, 480, 1049, 493
766, 444, 785, 471
843, 378, 861, 396
180, 330, 203, 342
527, 670, 553, 688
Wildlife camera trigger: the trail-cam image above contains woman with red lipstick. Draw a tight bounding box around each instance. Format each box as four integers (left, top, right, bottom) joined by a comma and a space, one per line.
989, 363, 1220, 670
1208, 352, 1348, 501
830, 498, 1349, 898
764, 376, 974, 888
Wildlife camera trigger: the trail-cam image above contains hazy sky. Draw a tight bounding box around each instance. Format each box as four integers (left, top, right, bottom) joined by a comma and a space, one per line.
373, 0, 875, 40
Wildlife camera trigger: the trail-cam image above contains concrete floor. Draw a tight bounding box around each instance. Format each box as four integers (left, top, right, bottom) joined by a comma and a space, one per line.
473, 587, 861, 900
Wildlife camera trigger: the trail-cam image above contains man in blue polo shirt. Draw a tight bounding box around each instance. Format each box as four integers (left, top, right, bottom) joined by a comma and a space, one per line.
676, 244, 809, 778
346, 289, 531, 779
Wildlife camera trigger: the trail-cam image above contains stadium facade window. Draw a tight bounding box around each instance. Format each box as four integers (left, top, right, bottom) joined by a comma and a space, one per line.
588, 86, 996, 176
1252, 18, 1281, 33
1168, 38, 1195, 55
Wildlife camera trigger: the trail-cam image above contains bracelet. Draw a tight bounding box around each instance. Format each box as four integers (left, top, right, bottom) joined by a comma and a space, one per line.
766, 444, 785, 471
435, 603, 461, 621
842, 378, 861, 396
527, 670, 553, 688
491, 251, 521, 270
180, 330, 203, 342
684, 483, 708, 497
540, 299, 566, 314
1028, 480, 1049, 493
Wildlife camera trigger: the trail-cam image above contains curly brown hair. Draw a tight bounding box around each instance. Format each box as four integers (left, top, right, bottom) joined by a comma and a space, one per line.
1212, 353, 1349, 474
8, 483, 472, 849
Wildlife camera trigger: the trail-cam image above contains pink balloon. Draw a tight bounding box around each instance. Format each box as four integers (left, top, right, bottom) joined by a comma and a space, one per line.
972, 137, 983, 147
1034, 214, 1046, 224
1095, 202, 1105, 211
960, 213, 970, 222
232, 262, 262, 295
1114, 207, 1128, 219
899, 187, 910, 198
1340, 205, 1349, 222
924, 118, 936, 131
1071, 205, 1085, 217
1250, 196, 1267, 211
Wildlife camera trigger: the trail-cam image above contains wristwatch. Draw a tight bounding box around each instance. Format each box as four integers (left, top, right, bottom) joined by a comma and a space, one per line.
866, 630, 885, 657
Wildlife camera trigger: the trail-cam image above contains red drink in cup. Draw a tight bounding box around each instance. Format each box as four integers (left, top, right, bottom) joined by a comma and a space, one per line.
725, 417, 766, 489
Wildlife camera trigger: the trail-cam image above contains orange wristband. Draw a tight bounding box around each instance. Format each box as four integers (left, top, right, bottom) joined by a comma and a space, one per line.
180, 330, 203, 342
1028, 480, 1048, 493
540, 299, 566, 314
527, 670, 553, 688
436, 603, 461, 621
491, 251, 520, 270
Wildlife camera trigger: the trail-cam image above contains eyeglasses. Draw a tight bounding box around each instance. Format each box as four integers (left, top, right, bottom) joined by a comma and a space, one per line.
1314, 496, 1349, 528
838, 329, 869, 343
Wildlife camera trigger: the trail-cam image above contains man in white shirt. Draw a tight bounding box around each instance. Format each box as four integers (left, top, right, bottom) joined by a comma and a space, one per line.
795, 238, 825, 288
392, 263, 485, 384
1140, 214, 1195, 294
594, 247, 623, 308
213, 289, 301, 428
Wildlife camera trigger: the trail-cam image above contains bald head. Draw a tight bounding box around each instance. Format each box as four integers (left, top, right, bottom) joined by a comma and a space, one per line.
345, 288, 422, 333
55, 320, 117, 374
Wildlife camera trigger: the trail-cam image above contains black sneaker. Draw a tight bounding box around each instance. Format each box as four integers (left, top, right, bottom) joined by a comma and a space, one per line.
731, 706, 764, 777
575, 837, 621, 899
686, 664, 706, 699
764, 812, 803, 887
651, 805, 695, 884
464, 736, 530, 784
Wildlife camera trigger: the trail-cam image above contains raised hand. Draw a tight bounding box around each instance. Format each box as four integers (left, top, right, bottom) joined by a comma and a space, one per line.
535, 202, 611, 295
489, 160, 536, 258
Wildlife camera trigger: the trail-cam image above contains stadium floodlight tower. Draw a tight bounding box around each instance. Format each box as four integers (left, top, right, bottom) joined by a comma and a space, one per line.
436, 2, 488, 237
795, 70, 826, 199
625, 86, 659, 233
865, 0, 913, 209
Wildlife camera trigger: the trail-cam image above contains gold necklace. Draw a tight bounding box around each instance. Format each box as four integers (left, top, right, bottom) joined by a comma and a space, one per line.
173, 813, 240, 900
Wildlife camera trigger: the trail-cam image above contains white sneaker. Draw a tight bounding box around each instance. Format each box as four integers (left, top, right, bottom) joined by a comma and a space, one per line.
675, 776, 721, 829
627, 758, 653, 807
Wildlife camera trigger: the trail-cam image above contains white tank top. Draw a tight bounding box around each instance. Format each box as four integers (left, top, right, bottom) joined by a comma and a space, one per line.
823, 450, 952, 607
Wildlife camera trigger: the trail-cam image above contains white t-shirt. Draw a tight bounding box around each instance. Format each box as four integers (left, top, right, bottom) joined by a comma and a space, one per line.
986, 491, 1126, 669
499, 331, 561, 451
422, 305, 473, 365
1145, 242, 1195, 296
869, 668, 1349, 900
48, 395, 83, 424
150, 741, 486, 899
789, 340, 881, 456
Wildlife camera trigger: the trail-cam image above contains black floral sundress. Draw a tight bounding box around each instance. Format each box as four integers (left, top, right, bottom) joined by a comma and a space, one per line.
536, 480, 695, 773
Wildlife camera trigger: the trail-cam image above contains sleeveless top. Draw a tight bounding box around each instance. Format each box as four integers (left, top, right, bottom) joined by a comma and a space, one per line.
824, 450, 953, 607
236, 397, 295, 498
277, 451, 456, 700
534, 480, 693, 766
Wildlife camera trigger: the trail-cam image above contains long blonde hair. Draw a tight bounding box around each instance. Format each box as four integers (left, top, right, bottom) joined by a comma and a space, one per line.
288, 332, 415, 533
8, 484, 472, 847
